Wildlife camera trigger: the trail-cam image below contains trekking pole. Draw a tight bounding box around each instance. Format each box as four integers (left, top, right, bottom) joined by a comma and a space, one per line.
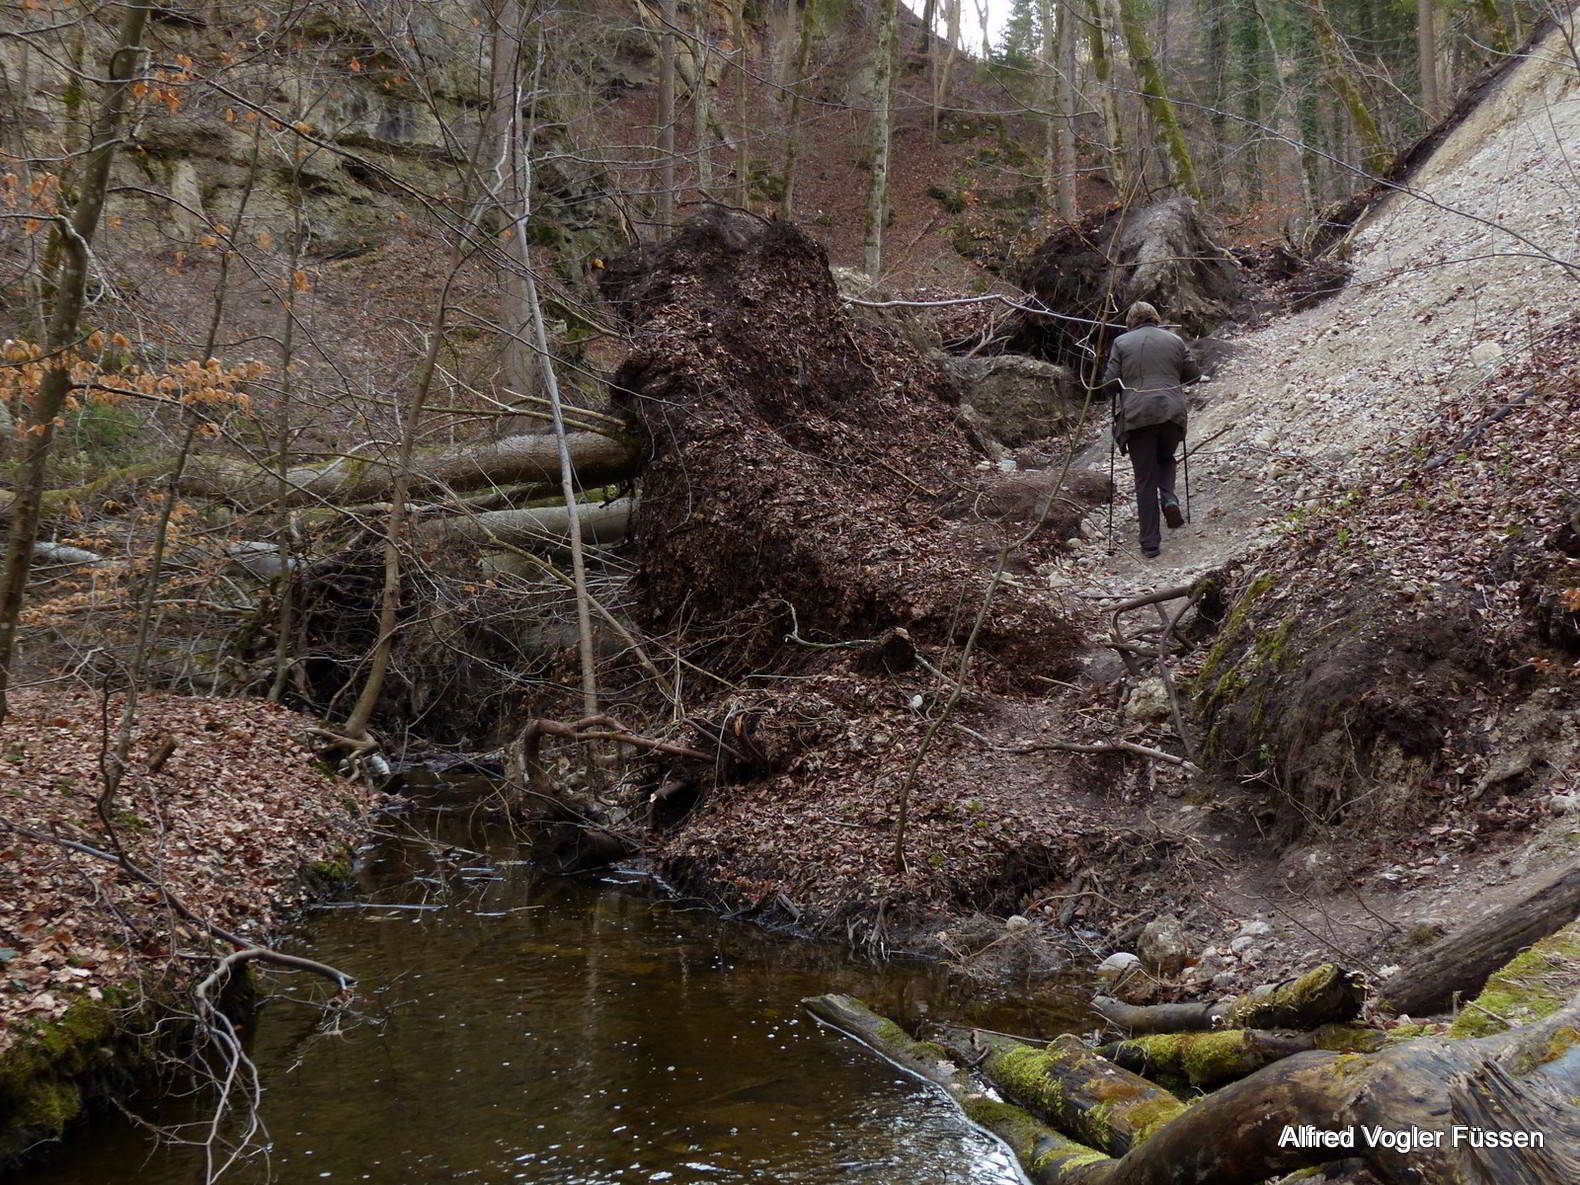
1182, 436, 1191, 525
1106, 419, 1117, 551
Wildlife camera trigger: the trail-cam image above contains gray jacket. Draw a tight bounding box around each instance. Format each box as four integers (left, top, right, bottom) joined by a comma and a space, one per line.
1101, 325, 1201, 441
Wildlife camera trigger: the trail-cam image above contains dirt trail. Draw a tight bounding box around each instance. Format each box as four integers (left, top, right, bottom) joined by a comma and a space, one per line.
999, 24, 1580, 978
1064, 21, 1578, 599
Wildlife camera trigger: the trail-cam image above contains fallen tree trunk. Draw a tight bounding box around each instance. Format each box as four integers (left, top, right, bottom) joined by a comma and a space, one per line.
946, 1028, 1184, 1155
1097, 1028, 1325, 1091
4, 432, 641, 520
816, 992, 1580, 1185
802, 995, 1108, 1185
1094, 963, 1363, 1035
1380, 860, 1580, 1018
180, 430, 640, 511
423, 498, 634, 552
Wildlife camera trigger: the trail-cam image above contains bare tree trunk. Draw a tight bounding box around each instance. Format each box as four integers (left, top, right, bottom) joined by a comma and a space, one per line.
1418, 0, 1441, 119
1056, 0, 1077, 219
0, 1, 150, 724
733, 0, 752, 208
659, 0, 677, 226
1039, 0, 1059, 214
340, 299, 449, 744
932, 0, 961, 139
515, 36, 600, 718
268, 206, 307, 702
1116, 0, 1203, 200
1307, 0, 1392, 175
864, 0, 898, 276
694, 11, 714, 194
1250, 0, 1315, 223
488, 1, 536, 433
1086, 0, 1130, 193
780, 0, 817, 218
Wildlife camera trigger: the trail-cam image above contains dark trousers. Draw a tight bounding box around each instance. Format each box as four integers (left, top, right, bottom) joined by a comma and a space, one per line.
1126, 422, 1185, 552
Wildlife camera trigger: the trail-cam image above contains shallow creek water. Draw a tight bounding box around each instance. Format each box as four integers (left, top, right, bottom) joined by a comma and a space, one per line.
21, 805, 1087, 1184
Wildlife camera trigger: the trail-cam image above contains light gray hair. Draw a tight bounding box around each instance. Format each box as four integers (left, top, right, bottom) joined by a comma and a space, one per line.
1126, 301, 1162, 328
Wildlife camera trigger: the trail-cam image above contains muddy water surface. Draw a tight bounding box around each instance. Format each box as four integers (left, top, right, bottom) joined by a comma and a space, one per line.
21, 807, 1084, 1184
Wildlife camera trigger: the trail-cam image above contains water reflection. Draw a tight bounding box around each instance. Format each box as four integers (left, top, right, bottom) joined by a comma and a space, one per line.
20, 810, 1081, 1184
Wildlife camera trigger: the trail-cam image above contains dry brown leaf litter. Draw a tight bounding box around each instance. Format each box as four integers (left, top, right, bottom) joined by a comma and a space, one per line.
0, 690, 375, 1055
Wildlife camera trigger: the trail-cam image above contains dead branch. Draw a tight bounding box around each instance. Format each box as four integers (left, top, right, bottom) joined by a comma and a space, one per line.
517, 713, 709, 793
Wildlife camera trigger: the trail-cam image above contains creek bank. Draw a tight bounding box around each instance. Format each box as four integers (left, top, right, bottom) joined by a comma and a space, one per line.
0, 689, 377, 1168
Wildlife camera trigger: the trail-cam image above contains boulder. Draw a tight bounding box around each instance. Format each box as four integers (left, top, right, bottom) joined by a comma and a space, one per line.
1124, 677, 1172, 726
1138, 915, 1190, 977
937, 353, 1078, 448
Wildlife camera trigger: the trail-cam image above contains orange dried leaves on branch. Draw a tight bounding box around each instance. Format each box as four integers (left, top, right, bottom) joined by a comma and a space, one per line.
1, 336, 266, 431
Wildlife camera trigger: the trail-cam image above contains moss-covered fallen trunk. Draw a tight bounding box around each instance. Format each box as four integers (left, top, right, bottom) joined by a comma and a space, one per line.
1383, 862, 1580, 1020
811, 989, 1580, 1185
1447, 919, 1580, 1039
802, 994, 1105, 1185
943, 1029, 1185, 1155
1094, 963, 1363, 1035
1096, 1028, 1319, 1092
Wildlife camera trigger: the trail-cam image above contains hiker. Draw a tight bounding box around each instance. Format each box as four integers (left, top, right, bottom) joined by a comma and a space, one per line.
1101, 301, 1201, 559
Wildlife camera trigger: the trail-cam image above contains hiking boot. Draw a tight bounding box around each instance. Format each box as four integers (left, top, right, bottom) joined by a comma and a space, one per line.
1163, 502, 1186, 529
1142, 546, 1161, 559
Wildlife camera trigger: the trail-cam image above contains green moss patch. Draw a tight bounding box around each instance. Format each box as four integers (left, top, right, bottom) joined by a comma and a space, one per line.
0, 989, 154, 1166
1448, 921, 1580, 1039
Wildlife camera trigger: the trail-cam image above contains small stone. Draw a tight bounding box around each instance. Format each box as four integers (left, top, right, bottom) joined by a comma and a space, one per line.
1211, 970, 1239, 990
1005, 914, 1031, 932
1236, 920, 1273, 940
1229, 935, 1257, 956
1096, 951, 1144, 985
1470, 341, 1504, 367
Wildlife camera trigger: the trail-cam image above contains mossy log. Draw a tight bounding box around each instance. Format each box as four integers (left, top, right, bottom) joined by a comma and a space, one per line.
1097, 1029, 1318, 1092
1447, 919, 1580, 1039
802, 994, 1106, 1185
1094, 964, 1363, 1035
1381, 860, 1580, 1019
946, 1029, 1185, 1155
814, 992, 1580, 1185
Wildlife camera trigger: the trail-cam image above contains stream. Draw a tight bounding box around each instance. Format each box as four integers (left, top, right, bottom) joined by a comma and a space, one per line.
19, 797, 1088, 1184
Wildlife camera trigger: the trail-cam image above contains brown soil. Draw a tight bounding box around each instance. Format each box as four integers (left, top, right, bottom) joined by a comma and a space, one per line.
600, 211, 1082, 685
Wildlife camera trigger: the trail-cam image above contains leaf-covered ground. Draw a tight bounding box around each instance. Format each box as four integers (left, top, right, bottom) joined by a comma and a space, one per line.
0, 690, 375, 1056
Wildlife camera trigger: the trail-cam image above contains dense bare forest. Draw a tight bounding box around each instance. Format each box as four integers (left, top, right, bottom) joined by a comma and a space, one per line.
1, 1, 1576, 1182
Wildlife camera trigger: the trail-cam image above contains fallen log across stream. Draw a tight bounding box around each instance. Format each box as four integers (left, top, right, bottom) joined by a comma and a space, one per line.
804, 985, 1580, 1185
1093, 962, 1363, 1034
